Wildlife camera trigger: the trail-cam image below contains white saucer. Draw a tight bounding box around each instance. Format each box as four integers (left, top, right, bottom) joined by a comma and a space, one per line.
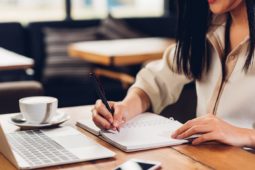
9, 111, 70, 128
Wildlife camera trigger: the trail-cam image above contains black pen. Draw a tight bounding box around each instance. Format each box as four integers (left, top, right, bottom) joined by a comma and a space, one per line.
90, 73, 119, 132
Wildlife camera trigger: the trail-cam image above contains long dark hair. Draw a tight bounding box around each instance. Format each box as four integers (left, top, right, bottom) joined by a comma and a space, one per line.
174, 0, 255, 80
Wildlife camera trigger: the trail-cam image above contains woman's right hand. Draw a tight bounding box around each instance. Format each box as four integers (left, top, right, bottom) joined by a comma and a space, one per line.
92, 100, 128, 130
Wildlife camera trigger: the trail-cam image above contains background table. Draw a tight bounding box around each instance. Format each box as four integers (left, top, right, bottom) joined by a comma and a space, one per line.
1, 105, 255, 170
68, 38, 174, 66
68, 38, 174, 86
0, 48, 34, 71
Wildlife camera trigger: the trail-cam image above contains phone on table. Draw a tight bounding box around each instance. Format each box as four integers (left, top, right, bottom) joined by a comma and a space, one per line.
114, 159, 161, 170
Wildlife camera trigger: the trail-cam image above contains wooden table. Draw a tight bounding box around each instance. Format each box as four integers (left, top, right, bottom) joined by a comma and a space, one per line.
1, 105, 255, 170
68, 38, 174, 66
0, 48, 34, 71
68, 38, 174, 85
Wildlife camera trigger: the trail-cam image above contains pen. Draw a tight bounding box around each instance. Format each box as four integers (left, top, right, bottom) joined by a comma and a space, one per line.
90, 73, 119, 132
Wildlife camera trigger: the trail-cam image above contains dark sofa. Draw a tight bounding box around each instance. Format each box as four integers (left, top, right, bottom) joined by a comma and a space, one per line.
27, 17, 177, 80
0, 23, 43, 113
25, 17, 178, 107
0, 22, 28, 55
0, 22, 32, 82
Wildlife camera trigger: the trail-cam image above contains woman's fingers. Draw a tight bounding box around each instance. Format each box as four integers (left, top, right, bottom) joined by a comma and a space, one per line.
92, 100, 128, 131
192, 132, 216, 145
112, 104, 126, 127
175, 125, 212, 139
172, 115, 214, 138
172, 119, 197, 138
95, 100, 113, 123
92, 109, 112, 130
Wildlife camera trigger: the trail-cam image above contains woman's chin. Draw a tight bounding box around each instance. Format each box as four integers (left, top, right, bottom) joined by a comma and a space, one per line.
209, 6, 227, 14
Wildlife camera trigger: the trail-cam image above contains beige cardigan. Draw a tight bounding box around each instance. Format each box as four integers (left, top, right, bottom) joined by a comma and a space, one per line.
131, 15, 255, 129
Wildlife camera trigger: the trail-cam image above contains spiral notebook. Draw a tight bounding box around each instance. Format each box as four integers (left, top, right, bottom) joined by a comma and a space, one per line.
76, 113, 190, 152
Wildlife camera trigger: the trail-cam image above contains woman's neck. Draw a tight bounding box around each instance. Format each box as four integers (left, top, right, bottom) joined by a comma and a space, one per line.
227, 1, 249, 52
230, 1, 248, 28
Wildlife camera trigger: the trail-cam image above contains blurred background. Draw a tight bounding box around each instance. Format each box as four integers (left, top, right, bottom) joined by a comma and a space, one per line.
0, 0, 170, 22
0, 0, 195, 122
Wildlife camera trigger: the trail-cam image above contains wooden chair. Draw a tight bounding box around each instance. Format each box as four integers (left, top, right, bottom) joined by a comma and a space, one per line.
94, 68, 135, 89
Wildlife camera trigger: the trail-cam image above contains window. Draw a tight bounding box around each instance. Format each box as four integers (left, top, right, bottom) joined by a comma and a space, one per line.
0, 0, 65, 23
0, 0, 166, 23
72, 0, 165, 20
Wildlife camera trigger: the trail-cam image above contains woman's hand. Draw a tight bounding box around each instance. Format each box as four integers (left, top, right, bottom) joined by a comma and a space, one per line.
92, 100, 128, 131
171, 115, 253, 147
92, 88, 151, 131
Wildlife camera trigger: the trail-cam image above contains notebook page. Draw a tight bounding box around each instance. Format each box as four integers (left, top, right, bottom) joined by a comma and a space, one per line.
77, 120, 101, 136
101, 113, 188, 151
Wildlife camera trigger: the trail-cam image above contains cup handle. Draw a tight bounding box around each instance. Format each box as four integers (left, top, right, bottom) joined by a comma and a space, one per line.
41, 103, 53, 124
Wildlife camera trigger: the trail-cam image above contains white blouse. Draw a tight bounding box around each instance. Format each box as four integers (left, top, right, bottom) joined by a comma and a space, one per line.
130, 15, 255, 129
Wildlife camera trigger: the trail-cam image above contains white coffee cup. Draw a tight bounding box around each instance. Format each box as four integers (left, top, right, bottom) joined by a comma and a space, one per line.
19, 96, 58, 124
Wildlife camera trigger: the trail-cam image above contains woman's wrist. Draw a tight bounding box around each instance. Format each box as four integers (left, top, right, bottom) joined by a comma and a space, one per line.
233, 127, 255, 148
121, 88, 151, 120
243, 128, 255, 148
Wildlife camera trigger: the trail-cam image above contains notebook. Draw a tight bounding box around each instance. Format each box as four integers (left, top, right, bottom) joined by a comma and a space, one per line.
76, 113, 191, 152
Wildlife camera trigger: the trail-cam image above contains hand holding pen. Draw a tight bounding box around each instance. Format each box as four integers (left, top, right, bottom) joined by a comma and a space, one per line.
90, 73, 126, 132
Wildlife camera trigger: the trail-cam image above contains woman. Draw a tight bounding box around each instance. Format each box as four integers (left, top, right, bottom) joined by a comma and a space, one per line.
92, 0, 255, 147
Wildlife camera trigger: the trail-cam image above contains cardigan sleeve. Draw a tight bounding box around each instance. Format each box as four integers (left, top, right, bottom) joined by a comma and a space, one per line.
129, 44, 193, 113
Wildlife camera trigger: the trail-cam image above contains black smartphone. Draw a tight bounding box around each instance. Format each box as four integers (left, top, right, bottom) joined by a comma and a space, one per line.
114, 159, 161, 170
